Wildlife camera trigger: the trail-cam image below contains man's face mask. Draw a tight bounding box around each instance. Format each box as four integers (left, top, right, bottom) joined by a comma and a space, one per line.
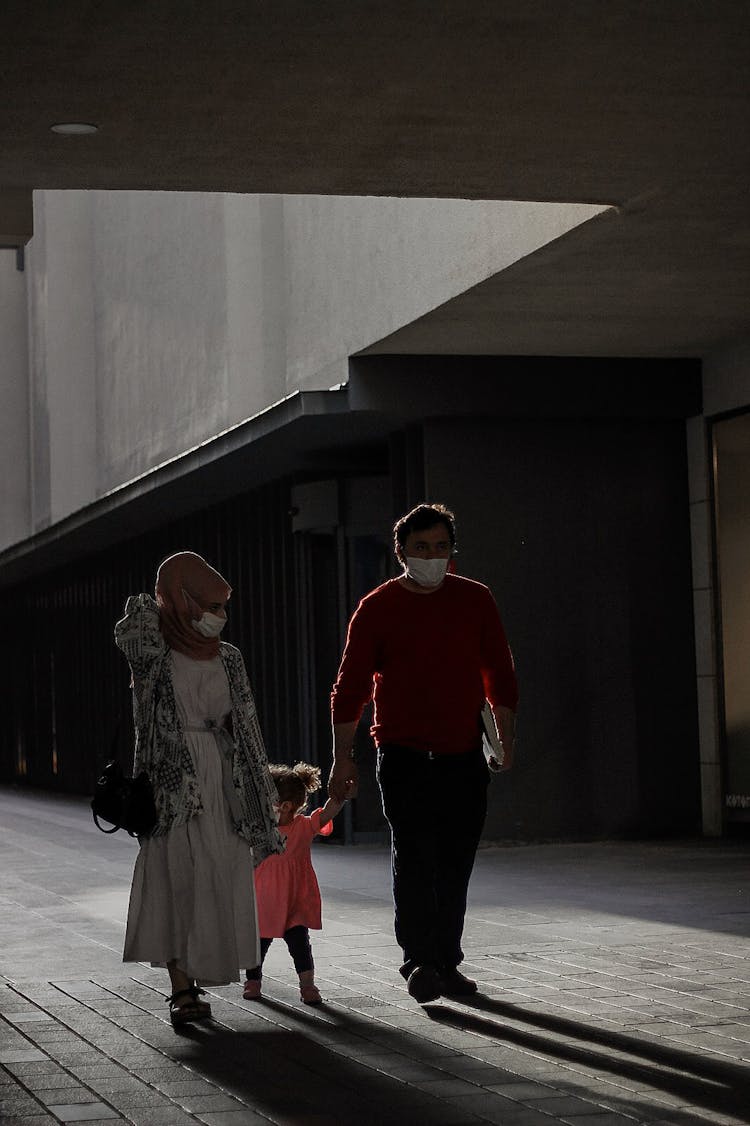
404, 556, 449, 588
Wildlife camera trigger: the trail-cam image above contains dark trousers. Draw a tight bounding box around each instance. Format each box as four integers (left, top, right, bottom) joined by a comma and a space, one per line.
377, 744, 489, 979
245, 924, 314, 979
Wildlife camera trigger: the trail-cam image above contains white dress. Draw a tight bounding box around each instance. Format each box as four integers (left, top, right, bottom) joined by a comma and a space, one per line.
123, 651, 259, 985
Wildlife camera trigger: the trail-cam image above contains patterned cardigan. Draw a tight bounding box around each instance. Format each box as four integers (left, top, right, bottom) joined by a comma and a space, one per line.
114, 593, 284, 865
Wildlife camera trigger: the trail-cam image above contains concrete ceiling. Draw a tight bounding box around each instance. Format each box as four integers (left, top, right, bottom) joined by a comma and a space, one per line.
2, 1, 749, 358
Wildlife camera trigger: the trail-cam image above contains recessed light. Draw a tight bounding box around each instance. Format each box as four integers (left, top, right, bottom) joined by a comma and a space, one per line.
50, 122, 98, 135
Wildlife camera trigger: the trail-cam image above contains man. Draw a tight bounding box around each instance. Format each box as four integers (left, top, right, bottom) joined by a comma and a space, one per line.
329, 503, 518, 1003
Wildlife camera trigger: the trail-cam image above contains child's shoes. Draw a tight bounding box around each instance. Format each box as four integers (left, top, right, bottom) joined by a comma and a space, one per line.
300, 983, 322, 1005
243, 978, 262, 1000
299, 970, 322, 1005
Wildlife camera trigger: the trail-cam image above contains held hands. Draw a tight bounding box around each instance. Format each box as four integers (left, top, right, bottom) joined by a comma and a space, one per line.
328, 757, 359, 802
320, 773, 357, 825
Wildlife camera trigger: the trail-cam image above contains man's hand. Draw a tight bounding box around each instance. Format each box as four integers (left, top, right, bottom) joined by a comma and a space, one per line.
328, 758, 359, 801
492, 705, 516, 772
497, 741, 514, 772
329, 720, 360, 800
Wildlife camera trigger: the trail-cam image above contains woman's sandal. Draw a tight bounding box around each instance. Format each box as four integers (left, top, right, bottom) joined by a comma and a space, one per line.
187, 985, 212, 1019
168, 986, 212, 1027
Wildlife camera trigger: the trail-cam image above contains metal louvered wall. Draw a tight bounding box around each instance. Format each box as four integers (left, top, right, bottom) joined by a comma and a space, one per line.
0, 478, 310, 797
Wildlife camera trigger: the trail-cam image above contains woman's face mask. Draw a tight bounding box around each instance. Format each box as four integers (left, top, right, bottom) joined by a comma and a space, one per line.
192, 611, 227, 638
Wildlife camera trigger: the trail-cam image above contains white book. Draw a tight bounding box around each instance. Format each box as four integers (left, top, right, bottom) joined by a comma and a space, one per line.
480, 701, 504, 772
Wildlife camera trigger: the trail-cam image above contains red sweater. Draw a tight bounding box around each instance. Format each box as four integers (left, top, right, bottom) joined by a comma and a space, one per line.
331, 574, 518, 755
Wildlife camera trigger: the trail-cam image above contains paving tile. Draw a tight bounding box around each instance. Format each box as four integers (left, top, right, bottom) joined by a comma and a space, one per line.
485, 1080, 560, 1100
445, 1091, 557, 1124
3, 1013, 56, 1025
106, 1088, 174, 1110
0, 1049, 49, 1064
0, 1092, 48, 1116
175, 1092, 248, 1112
122, 1108, 197, 1125
65, 1062, 134, 1080
412, 1075, 484, 1097
0, 1116, 58, 1126
558, 1116, 643, 1126
36, 1086, 105, 1106
41, 1101, 120, 1122
527, 1094, 617, 1115
23, 1072, 90, 1092
198, 1112, 289, 1125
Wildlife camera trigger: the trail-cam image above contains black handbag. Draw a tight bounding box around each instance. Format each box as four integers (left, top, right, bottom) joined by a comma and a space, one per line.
91, 759, 157, 837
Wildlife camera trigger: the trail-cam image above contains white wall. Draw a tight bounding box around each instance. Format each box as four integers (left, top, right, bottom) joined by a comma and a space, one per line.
6, 189, 604, 550
90, 192, 231, 493
283, 196, 605, 391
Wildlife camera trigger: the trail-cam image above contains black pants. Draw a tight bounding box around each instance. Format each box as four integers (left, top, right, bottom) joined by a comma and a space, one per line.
377, 744, 489, 979
245, 925, 313, 979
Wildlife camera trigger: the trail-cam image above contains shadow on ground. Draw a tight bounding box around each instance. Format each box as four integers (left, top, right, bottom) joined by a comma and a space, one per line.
426, 993, 750, 1119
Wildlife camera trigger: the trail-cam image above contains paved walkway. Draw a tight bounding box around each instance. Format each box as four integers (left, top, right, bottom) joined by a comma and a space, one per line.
1, 786, 749, 1126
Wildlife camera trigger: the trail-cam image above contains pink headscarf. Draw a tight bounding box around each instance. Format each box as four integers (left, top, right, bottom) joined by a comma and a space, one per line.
155, 551, 232, 660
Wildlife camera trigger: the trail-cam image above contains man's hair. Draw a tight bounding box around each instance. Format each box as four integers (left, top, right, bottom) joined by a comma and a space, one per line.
393, 503, 457, 556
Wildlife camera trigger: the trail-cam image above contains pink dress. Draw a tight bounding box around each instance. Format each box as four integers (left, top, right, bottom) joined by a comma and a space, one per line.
255, 809, 333, 936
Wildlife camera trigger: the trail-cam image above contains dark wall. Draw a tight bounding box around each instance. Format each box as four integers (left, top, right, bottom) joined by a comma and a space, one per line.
425, 416, 701, 840
0, 411, 702, 842
0, 481, 302, 797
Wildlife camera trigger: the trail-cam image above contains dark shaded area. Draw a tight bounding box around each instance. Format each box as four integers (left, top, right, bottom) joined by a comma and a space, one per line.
427, 994, 750, 1119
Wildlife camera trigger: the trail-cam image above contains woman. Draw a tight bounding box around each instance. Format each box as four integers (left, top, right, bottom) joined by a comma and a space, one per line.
115, 551, 284, 1028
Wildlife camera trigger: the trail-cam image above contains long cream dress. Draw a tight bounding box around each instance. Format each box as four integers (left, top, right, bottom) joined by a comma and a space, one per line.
123, 650, 259, 985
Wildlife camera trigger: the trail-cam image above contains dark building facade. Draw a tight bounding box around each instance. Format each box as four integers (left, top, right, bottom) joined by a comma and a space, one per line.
0, 357, 706, 843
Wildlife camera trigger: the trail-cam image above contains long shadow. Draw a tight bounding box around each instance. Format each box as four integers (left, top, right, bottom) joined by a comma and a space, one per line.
426, 993, 750, 1116
71, 970, 750, 1126
161, 1007, 460, 1126
171, 993, 749, 1126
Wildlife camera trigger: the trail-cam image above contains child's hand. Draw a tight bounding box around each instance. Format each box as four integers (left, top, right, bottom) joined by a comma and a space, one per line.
319, 783, 355, 826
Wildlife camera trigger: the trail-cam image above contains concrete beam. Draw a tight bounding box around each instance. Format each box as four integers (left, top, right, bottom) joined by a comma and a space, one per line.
0, 189, 33, 246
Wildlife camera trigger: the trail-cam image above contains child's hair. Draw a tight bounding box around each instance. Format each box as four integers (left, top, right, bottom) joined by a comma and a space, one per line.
269, 762, 321, 813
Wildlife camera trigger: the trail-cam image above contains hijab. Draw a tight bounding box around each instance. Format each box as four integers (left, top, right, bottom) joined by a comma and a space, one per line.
155, 551, 232, 660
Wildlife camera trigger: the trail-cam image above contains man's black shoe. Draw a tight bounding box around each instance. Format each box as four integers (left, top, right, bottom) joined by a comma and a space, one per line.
407, 965, 442, 1003
440, 968, 478, 996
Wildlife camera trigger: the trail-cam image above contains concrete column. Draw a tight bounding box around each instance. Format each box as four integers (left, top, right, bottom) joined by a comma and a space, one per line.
27, 192, 97, 528
686, 415, 723, 836
0, 248, 30, 549
223, 194, 287, 419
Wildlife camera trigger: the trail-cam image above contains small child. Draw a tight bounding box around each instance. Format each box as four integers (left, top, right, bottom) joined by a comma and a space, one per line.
243, 761, 351, 1005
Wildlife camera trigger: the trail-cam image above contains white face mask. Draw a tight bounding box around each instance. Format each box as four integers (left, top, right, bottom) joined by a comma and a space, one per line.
404, 556, 449, 588
192, 611, 226, 638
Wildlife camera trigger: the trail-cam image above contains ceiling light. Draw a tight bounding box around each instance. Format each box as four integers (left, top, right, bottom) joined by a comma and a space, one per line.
50, 122, 98, 135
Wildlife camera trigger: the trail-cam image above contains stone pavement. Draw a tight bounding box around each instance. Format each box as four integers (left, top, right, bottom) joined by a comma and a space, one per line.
1, 785, 750, 1126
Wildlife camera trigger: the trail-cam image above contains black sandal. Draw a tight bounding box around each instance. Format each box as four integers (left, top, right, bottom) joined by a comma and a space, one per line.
168, 987, 211, 1028
188, 985, 211, 1019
